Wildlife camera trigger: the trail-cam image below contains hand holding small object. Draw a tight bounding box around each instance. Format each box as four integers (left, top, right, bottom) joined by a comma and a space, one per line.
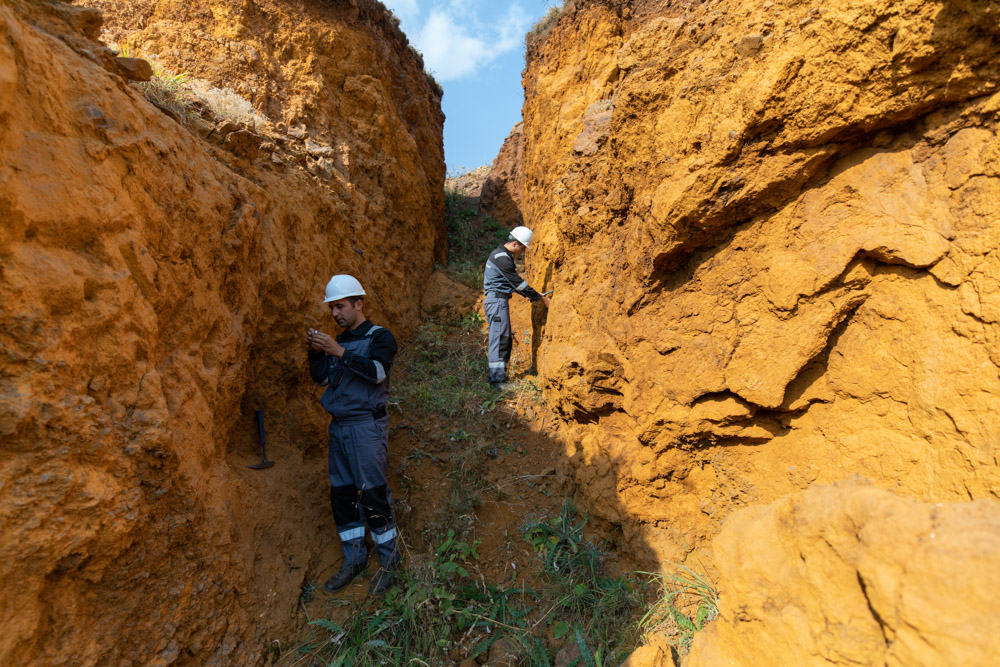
307, 329, 345, 357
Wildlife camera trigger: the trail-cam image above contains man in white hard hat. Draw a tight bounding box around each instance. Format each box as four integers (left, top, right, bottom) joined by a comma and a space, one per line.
306, 274, 401, 595
482, 226, 550, 388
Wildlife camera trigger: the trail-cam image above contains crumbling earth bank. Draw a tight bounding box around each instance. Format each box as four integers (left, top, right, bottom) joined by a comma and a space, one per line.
522, 0, 1000, 569
0, 1, 443, 664
81, 0, 445, 248
687, 479, 1000, 665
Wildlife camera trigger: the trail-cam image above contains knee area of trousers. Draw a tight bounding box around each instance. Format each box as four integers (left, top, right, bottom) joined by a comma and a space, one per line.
359, 485, 393, 528
330, 484, 358, 501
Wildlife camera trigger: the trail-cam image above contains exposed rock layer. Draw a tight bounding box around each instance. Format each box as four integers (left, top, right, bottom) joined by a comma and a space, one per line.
521, 0, 1000, 570
687, 480, 1000, 666
0, 1, 443, 664
83, 0, 446, 266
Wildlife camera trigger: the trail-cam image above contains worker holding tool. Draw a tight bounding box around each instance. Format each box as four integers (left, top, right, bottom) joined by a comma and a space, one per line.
307, 274, 400, 596
482, 226, 550, 389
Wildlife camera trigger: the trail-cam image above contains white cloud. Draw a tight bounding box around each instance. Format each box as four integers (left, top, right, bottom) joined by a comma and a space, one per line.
416, 11, 489, 80
413, 3, 534, 81
495, 3, 529, 53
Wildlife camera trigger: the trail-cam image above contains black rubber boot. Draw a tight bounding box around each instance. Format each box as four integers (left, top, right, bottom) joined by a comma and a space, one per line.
368, 565, 397, 595
323, 561, 368, 594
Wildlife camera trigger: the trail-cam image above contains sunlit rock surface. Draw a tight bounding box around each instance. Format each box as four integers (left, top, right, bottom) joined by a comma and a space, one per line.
688, 479, 1000, 666
0, 0, 443, 663
522, 0, 1000, 569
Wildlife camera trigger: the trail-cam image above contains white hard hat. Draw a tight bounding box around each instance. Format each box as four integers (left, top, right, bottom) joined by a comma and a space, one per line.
510, 226, 533, 247
323, 274, 366, 303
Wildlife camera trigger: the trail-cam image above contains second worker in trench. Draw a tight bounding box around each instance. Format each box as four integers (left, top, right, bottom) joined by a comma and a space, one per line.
482, 225, 550, 388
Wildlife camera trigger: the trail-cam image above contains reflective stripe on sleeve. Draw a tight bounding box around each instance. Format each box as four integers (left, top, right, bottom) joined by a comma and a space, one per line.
373, 360, 386, 383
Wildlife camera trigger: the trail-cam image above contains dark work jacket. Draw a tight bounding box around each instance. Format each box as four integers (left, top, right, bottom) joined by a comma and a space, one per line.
482, 245, 542, 301
308, 320, 398, 423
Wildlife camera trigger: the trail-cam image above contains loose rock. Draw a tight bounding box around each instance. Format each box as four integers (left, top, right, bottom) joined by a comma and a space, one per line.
114, 56, 153, 81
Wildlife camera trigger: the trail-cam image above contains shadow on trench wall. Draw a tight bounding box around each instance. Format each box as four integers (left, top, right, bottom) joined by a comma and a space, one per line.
480, 176, 524, 229
511, 286, 666, 574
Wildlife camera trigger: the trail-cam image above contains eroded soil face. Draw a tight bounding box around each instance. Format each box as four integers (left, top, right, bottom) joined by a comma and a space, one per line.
521, 0, 1000, 569
0, 0, 443, 664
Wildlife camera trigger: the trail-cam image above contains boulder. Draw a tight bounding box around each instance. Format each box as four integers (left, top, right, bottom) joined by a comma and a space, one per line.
687, 479, 1000, 665
114, 56, 152, 81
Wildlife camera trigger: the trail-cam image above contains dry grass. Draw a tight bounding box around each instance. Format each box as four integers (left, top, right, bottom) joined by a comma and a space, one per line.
139, 63, 197, 122
188, 79, 269, 126
526, 4, 564, 44
106, 40, 268, 127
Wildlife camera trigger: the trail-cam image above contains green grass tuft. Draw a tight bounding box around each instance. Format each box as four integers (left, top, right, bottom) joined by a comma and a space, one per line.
638, 563, 719, 660
522, 500, 642, 664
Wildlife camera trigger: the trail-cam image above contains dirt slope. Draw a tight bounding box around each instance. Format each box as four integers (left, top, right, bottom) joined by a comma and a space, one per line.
0, 1, 442, 664
521, 0, 1000, 570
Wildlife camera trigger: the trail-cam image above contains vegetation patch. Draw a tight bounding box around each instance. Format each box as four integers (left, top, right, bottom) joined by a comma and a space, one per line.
521, 500, 642, 665
445, 188, 509, 289
639, 563, 719, 662
110, 42, 268, 126
140, 65, 196, 121
288, 531, 537, 665
285, 504, 651, 666
526, 2, 565, 45
393, 309, 507, 539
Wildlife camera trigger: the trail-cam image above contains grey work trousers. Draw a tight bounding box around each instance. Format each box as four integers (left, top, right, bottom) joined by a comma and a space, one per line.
484, 295, 512, 383
328, 416, 399, 567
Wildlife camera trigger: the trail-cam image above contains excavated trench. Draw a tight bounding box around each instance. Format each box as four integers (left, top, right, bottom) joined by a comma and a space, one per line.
4, 0, 1000, 665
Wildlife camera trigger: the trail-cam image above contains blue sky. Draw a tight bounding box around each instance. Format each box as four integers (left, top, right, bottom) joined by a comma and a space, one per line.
381, 0, 554, 175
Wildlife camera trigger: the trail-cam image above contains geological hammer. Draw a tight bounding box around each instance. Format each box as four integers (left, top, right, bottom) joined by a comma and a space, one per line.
247, 409, 275, 469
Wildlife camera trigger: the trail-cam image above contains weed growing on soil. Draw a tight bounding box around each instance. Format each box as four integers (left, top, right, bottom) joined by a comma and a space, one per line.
639, 563, 719, 660
141, 65, 196, 120
289, 516, 648, 666
396, 321, 486, 420
393, 309, 510, 539
526, 2, 564, 45
299, 580, 316, 605
522, 500, 642, 665
287, 532, 538, 665
111, 44, 196, 121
